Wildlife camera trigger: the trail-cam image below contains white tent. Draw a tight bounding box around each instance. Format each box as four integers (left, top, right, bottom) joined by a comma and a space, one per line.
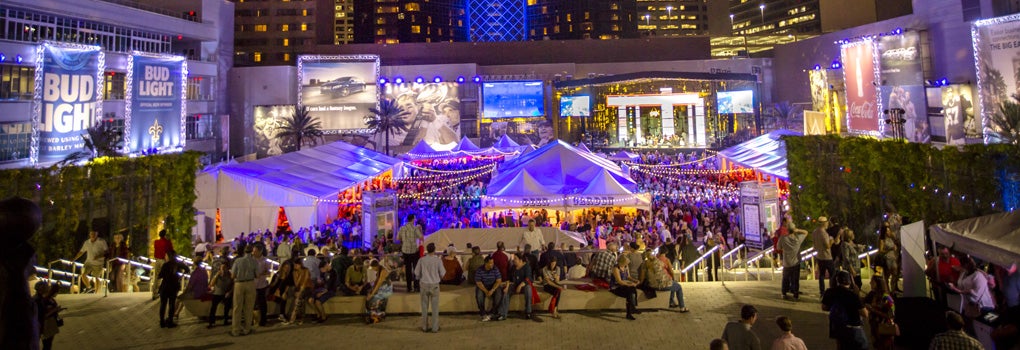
717, 129, 801, 180
425, 227, 584, 252
483, 140, 651, 210
930, 211, 1020, 267
609, 150, 640, 161
194, 141, 401, 240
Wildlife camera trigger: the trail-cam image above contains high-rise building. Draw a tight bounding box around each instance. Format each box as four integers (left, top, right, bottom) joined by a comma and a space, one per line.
353, 0, 466, 44
233, 0, 322, 66
325, 0, 355, 45
527, 0, 637, 40
468, 0, 527, 42
728, 0, 913, 36
635, 0, 709, 36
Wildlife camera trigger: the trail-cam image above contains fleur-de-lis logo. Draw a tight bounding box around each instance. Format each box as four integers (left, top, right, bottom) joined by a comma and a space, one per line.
148, 119, 164, 145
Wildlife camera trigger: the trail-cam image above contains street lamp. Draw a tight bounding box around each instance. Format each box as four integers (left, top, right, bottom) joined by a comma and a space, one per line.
759, 4, 766, 28
729, 13, 734, 33
666, 6, 673, 34
644, 14, 651, 36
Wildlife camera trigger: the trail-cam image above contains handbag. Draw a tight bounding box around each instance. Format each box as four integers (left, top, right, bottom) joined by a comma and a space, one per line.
877, 321, 900, 337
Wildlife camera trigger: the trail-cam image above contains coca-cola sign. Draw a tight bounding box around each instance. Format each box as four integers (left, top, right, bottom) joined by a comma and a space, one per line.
841, 42, 879, 132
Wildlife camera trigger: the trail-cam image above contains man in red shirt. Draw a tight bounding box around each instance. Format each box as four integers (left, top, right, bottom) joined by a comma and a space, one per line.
152, 229, 174, 300
926, 246, 960, 307
491, 241, 509, 281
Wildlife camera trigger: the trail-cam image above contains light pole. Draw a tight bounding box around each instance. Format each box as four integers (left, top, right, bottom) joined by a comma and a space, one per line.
729, 13, 734, 33
666, 6, 673, 34
644, 14, 651, 36
759, 4, 765, 29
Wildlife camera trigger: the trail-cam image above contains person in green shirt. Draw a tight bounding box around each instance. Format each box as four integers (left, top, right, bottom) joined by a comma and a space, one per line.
343, 258, 369, 296
465, 246, 485, 284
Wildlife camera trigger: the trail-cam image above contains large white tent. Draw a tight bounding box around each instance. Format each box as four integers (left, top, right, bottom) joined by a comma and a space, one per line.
483, 140, 651, 210
194, 141, 401, 240
717, 129, 801, 180
930, 211, 1020, 267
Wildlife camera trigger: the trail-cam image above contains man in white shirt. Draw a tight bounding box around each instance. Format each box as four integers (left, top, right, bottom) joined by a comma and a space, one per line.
276, 236, 293, 262
519, 219, 545, 257
73, 231, 107, 293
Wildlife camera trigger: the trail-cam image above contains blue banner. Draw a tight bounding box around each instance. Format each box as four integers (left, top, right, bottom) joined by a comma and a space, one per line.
128, 55, 184, 153
38, 45, 102, 163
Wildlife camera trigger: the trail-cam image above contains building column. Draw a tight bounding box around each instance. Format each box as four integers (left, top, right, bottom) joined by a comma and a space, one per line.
617, 107, 628, 146
661, 104, 675, 138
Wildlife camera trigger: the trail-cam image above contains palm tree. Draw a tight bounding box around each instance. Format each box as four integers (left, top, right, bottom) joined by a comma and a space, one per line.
60, 122, 123, 165
277, 106, 323, 152
364, 98, 410, 155
770, 101, 801, 130
992, 95, 1020, 145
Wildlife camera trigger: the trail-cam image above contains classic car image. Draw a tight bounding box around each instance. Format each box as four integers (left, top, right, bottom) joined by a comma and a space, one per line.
320, 76, 366, 97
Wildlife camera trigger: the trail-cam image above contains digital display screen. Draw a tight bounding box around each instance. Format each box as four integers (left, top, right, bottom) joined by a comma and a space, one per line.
482, 81, 545, 118
559, 95, 591, 117
717, 90, 755, 114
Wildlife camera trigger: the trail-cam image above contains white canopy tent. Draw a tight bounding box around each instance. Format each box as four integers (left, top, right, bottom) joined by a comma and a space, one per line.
929, 211, 1020, 267
194, 141, 401, 240
425, 227, 585, 252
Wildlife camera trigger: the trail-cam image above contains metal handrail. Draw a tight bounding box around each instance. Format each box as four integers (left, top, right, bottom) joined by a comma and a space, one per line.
681, 245, 720, 274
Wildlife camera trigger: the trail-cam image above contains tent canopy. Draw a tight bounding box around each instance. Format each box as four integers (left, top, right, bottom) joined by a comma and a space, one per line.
718, 129, 802, 180
424, 227, 584, 252
454, 136, 481, 152
494, 134, 520, 149
930, 211, 1020, 268
609, 150, 639, 161
577, 142, 592, 153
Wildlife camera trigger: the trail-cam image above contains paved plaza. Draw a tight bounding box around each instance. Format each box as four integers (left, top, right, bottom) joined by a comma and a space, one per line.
52, 280, 839, 350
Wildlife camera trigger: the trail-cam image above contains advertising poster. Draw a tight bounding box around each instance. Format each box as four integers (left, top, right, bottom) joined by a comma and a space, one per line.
941, 85, 977, 145
560, 95, 591, 117
482, 81, 545, 118
841, 42, 879, 133
480, 117, 554, 148
716, 90, 754, 114
34, 43, 104, 164
382, 82, 460, 147
809, 70, 828, 113
878, 32, 924, 86
972, 15, 1020, 143
253, 105, 296, 159
803, 111, 827, 135
126, 54, 185, 153
880, 85, 929, 143
297, 55, 379, 133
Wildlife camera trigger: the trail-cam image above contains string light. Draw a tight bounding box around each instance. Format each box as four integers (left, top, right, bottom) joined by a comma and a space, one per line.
405, 161, 498, 174
621, 152, 717, 168
399, 167, 495, 199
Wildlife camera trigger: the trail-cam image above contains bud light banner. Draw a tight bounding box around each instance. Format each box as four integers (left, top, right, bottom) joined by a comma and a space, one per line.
841, 41, 880, 133
34, 43, 104, 164
126, 54, 186, 153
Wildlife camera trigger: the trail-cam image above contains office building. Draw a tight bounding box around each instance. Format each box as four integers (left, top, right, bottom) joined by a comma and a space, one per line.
728, 0, 912, 36
0, 0, 233, 167
527, 0, 637, 40
468, 0, 527, 41
233, 0, 322, 66
635, 0, 709, 36
353, 0, 466, 44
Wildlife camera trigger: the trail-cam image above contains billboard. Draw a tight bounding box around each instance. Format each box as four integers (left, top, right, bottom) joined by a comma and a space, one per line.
880, 85, 928, 143
559, 95, 591, 117
809, 70, 828, 113
480, 117, 553, 147
297, 55, 379, 133
878, 32, 923, 86
34, 42, 104, 164
716, 90, 754, 114
482, 81, 545, 118
253, 105, 295, 159
803, 111, 827, 135
382, 82, 460, 147
972, 15, 1020, 143
842, 41, 880, 133
941, 85, 977, 145
125, 54, 186, 153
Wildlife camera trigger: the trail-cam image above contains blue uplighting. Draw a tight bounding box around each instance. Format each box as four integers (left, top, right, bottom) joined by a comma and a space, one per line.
394, 77, 404, 84
415, 76, 425, 84
433, 76, 443, 83
456, 76, 466, 83
378, 77, 388, 85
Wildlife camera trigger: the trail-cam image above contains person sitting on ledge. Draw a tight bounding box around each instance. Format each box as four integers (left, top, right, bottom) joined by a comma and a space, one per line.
474, 256, 504, 322
588, 242, 619, 287
440, 248, 464, 285
343, 258, 369, 296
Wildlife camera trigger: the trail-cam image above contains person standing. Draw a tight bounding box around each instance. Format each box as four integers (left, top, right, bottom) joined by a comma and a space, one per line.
72, 231, 108, 294
0, 196, 42, 350
519, 219, 545, 258
157, 250, 187, 328
150, 229, 173, 300
276, 236, 293, 263
780, 221, 808, 300
207, 262, 233, 328
414, 243, 445, 333
252, 244, 271, 327
721, 304, 762, 350
34, 281, 63, 350
822, 271, 869, 350
770, 316, 807, 350
398, 214, 423, 293
230, 245, 258, 336
812, 217, 835, 296
929, 311, 984, 350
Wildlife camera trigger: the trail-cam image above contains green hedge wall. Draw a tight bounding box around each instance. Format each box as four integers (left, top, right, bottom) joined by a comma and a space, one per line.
786, 135, 1020, 243
1, 152, 202, 262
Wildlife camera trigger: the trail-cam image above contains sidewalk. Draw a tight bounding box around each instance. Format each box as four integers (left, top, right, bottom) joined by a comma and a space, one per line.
53, 280, 836, 350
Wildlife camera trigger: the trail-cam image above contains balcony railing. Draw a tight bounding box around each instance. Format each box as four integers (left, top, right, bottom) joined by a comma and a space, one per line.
98, 0, 202, 23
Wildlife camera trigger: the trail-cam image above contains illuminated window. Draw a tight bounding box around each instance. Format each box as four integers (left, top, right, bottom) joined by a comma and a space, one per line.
610, 3, 618, 10
301, 23, 308, 31
554, 25, 560, 33
406, 3, 420, 11
376, 28, 386, 35
283, 38, 289, 46
376, 6, 399, 13
377, 17, 386, 24
543, 27, 548, 35
585, 12, 590, 20
527, 0, 537, 5
411, 25, 421, 33
283, 53, 290, 62
530, 29, 535, 36
281, 24, 289, 31
385, 38, 398, 44
253, 52, 262, 62
566, 14, 571, 22
542, 6, 547, 14
302, 9, 308, 16
254, 24, 267, 32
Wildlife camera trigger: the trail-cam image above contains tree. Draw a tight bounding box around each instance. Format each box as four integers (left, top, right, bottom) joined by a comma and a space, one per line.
277, 106, 323, 152
770, 101, 801, 130
364, 98, 410, 155
992, 95, 1020, 145
61, 122, 123, 166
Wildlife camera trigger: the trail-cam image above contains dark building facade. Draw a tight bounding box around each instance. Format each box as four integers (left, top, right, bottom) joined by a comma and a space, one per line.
353, 0, 466, 44
233, 0, 325, 66
728, 0, 913, 36
635, 0, 712, 37
526, 0, 638, 40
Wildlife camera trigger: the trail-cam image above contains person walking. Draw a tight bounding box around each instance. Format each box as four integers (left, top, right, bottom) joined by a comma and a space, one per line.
780, 220, 808, 300
230, 245, 258, 336
157, 250, 187, 328
721, 304, 762, 350
252, 244, 271, 327
770, 316, 807, 350
812, 217, 835, 296
72, 230, 107, 294
822, 271, 869, 350
34, 281, 64, 350
414, 243, 445, 333
398, 214, 423, 293
150, 229, 173, 300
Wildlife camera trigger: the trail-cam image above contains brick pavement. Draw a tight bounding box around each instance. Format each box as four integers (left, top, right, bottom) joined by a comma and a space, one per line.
49, 280, 847, 350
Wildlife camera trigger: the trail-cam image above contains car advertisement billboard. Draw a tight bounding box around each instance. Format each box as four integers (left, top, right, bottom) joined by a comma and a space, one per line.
878, 32, 923, 86
482, 81, 545, 118
972, 14, 1020, 143
34, 42, 104, 164
716, 90, 754, 114
559, 95, 591, 117
253, 105, 296, 159
125, 54, 186, 153
298, 55, 379, 133
841, 41, 880, 133
382, 82, 460, 147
